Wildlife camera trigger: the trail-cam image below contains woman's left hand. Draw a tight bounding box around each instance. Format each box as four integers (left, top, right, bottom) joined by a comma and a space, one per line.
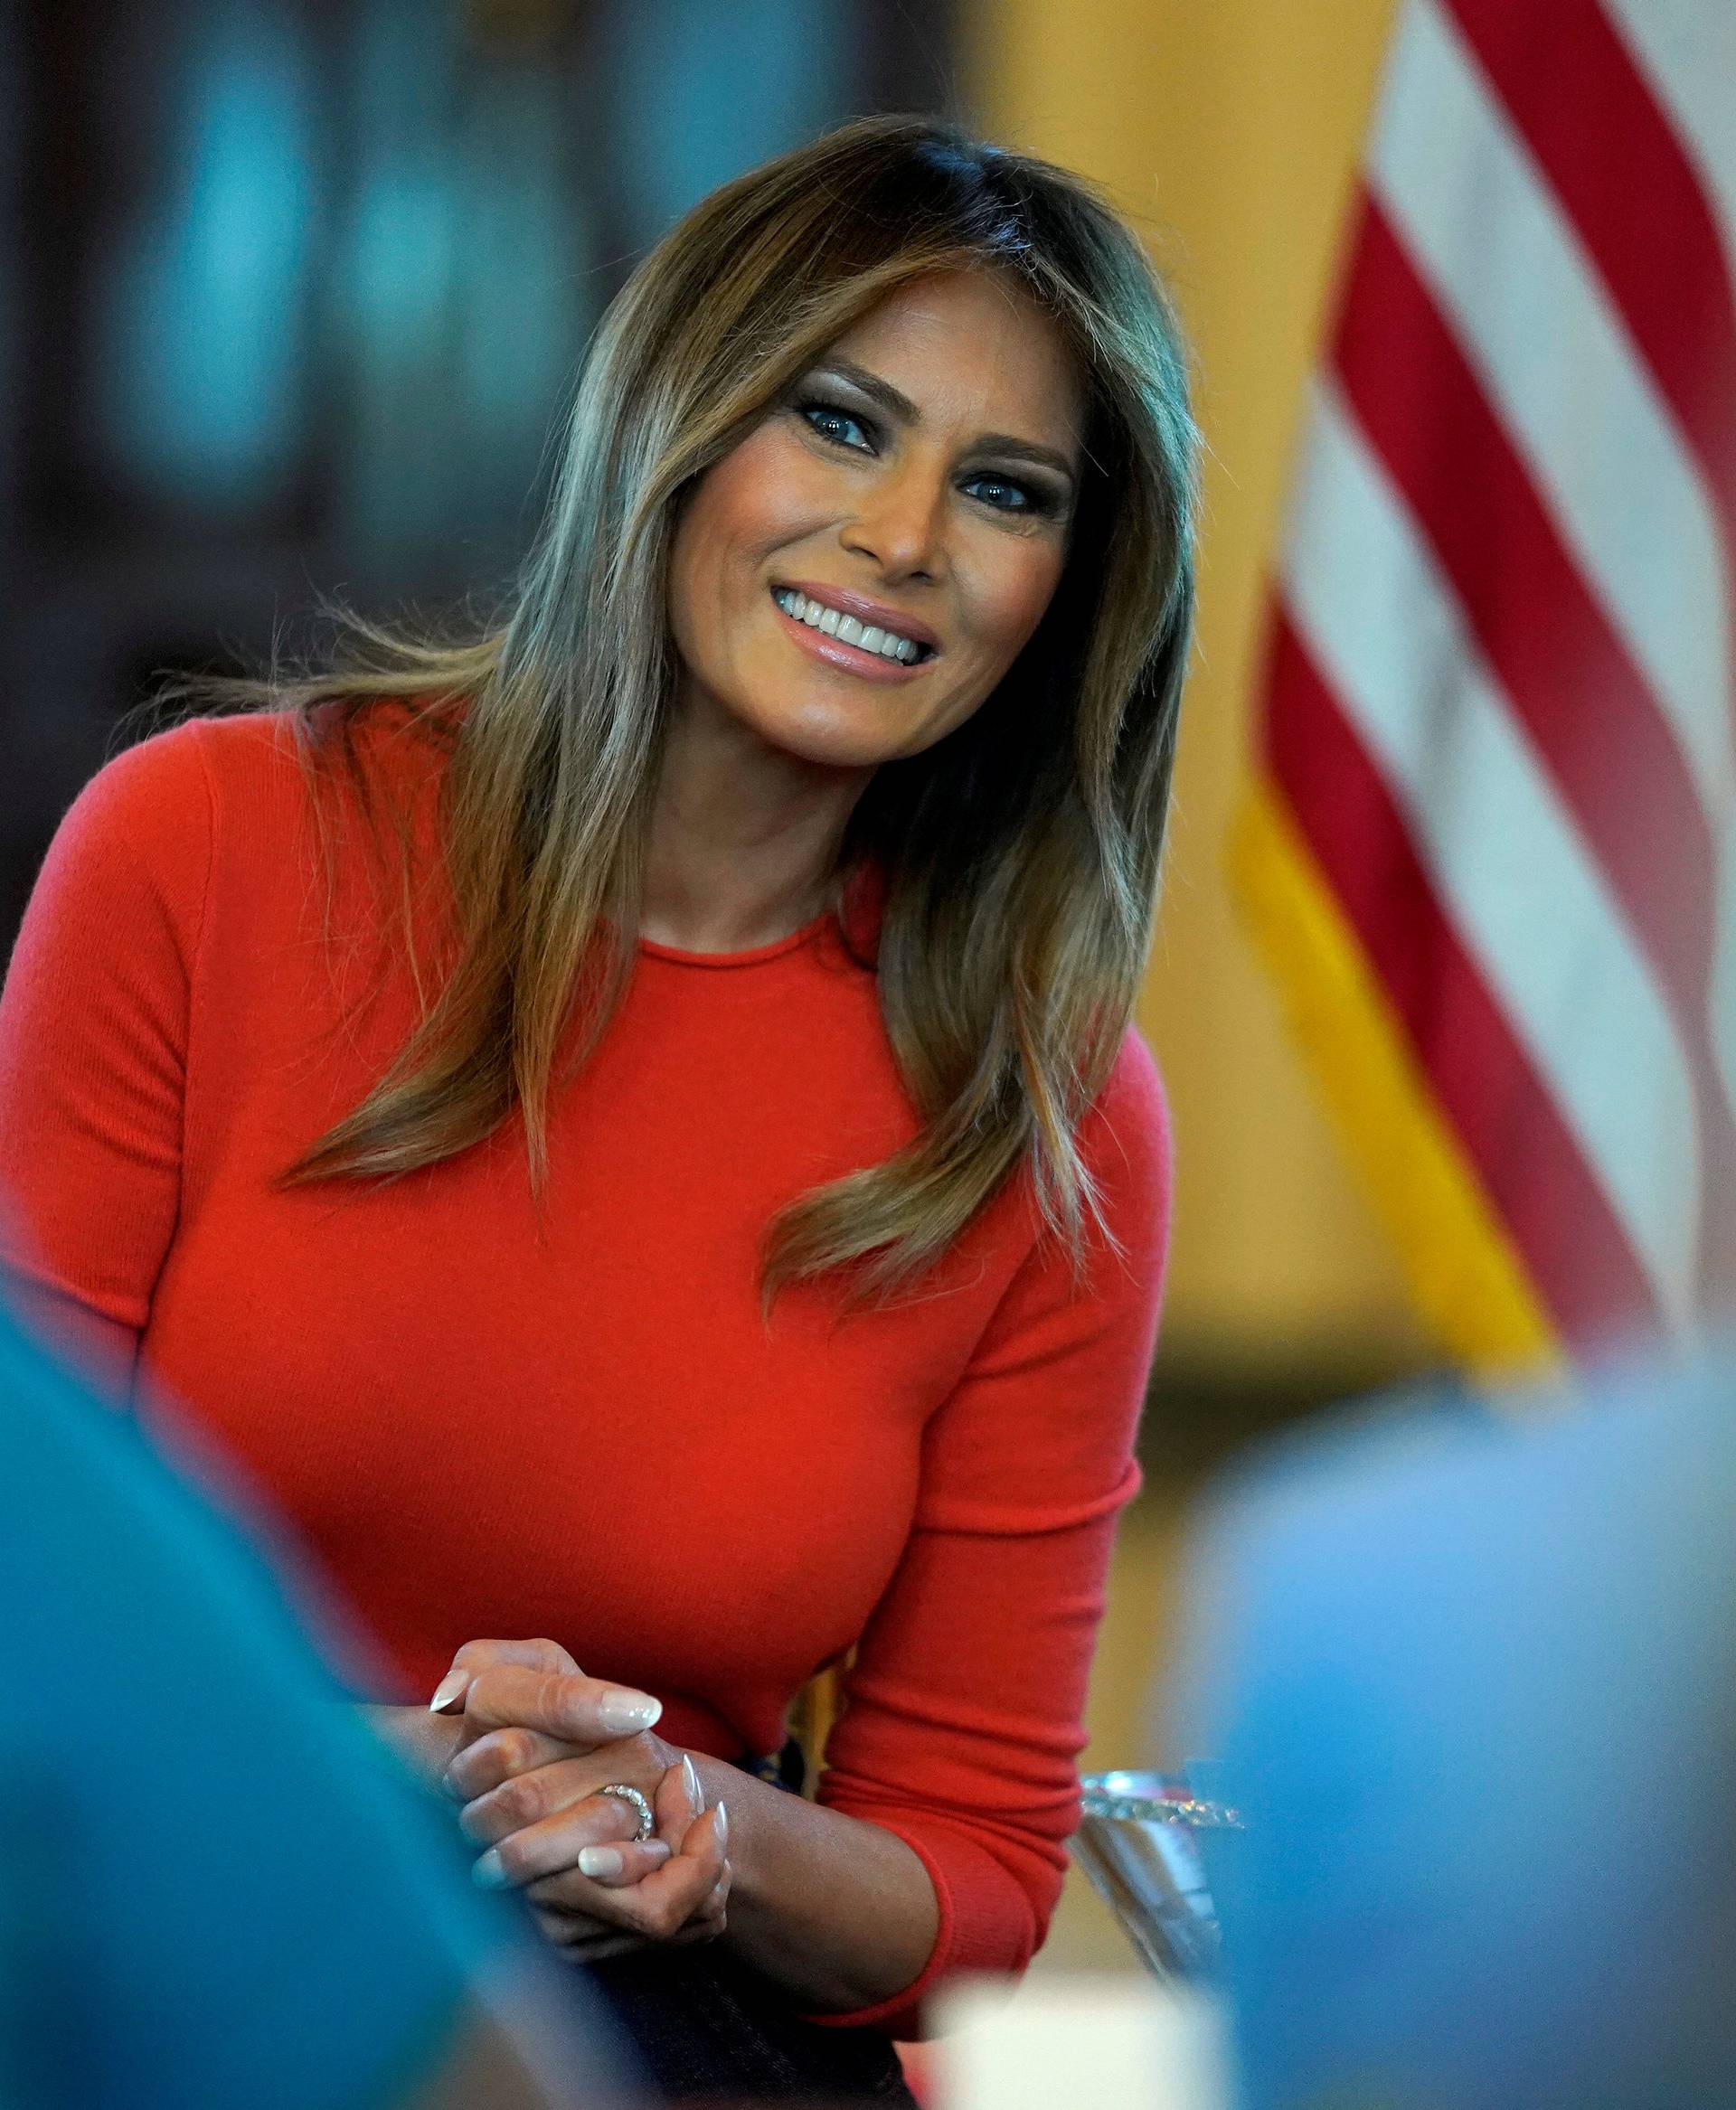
476, 1750, 731, 1963
433, 1640, 732, 1962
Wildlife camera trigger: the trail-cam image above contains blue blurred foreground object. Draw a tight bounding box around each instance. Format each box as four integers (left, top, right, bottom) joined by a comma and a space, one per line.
0, 1295, 628, 2109
1175, 1353, 1736, 2110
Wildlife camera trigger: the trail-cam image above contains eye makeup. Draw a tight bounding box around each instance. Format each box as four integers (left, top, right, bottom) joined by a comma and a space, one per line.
789, 388, 1071, 522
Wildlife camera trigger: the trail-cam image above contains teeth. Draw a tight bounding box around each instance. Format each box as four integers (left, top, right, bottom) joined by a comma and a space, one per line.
774, 588, 926, 663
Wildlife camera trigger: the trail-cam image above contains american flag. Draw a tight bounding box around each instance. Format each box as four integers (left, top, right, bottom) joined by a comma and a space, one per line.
1235, 0, 1736, 1373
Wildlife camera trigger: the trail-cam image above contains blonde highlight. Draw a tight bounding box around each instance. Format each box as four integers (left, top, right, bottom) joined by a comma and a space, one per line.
136, 114, 1200, 1327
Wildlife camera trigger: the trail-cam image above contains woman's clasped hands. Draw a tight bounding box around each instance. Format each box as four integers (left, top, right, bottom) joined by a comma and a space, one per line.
427, 1638, 731, 1964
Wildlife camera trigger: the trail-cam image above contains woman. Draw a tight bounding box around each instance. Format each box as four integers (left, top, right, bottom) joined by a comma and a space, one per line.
0, 115, 1196, 2099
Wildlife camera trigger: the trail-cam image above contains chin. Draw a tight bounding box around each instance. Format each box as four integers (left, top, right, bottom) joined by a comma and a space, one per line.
753, 696, 912, 771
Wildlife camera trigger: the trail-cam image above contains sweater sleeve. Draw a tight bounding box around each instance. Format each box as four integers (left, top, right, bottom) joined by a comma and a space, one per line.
0, 723, 212, 1352
809, 1027, 1173, 2038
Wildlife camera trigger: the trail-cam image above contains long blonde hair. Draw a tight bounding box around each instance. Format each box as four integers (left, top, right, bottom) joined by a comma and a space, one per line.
146, 113, 1200, 1324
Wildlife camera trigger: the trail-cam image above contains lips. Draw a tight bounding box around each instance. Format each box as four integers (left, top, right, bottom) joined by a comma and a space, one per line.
769, 593, 932, 683
771, 579, 941, 655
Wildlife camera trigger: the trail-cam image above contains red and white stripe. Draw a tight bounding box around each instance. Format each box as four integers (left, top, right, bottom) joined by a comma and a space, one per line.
1260, 0, 1736, 1352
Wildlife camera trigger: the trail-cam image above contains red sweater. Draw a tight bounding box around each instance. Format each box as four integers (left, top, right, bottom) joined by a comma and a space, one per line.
0, 709, 1172, 2033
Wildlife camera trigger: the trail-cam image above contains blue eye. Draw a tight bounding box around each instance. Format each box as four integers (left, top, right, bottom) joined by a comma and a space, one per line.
797, 400, 872, 451
962, 474, 1049, 517
797, 399, 1059, 523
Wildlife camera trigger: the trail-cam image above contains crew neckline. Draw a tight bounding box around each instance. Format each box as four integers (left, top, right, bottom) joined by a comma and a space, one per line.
635, 902, 837, 968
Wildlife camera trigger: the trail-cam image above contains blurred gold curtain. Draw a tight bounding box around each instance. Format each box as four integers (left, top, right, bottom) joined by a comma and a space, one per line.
961, 0, 1429, 1369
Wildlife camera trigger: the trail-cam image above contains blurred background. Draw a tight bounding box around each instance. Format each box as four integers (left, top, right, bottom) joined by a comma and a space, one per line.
0, 0, 1544, 1980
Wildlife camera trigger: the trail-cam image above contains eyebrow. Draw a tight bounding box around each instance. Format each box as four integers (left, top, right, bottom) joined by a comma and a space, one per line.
808, 356, 1080, 489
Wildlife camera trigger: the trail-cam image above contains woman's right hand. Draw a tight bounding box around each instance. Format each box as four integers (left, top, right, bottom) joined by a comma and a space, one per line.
361, 1700, 469, 1790
425, 1638, 731, 1961
360, 1637, 662, 1794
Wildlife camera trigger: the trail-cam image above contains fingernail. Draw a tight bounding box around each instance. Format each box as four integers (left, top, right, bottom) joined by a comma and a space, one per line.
471, 1849, 509, 1890
681, 1753, 703, 1815
578, 1846, 624, 1879
713, 1800, 730, 1853
429, 1668, 470, 1715
599, 1689, 663, 1735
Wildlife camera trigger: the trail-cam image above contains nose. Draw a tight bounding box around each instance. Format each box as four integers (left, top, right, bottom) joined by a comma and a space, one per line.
839, 451, 948, 582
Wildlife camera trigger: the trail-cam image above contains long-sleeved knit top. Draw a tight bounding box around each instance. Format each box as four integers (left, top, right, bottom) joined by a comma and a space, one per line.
0, 706, 1172, 2036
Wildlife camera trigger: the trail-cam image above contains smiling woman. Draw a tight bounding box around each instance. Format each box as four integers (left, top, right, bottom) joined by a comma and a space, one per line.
670, 272, 1088, 776
0, 114, 1198, 2104
655, 263, 1091, 951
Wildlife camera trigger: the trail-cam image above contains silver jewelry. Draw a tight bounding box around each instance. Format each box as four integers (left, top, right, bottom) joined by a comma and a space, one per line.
597, 1783, 656, 1842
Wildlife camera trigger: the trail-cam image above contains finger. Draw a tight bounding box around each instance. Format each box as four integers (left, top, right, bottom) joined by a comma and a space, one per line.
470, 1792, 647, 1889
651, 1753, 706, 1853
663, 1878, 731, 1940
535, 1897, 720, 1954
518, 1838, 675, 1894
571, 1837, 675, 1888
460, 1757, 622, 1845
460, 1664, 662, 1748
533, 1804, 730, 1941
682, 1846, 731, 1931
428, 1637, 580, 1717
529, 1906, 627, 1953
523, 1854, 714, 1928
444, 1731, 587, 1809
619, 1801, 730, 1935
526, 1866, 729, 1954
665, 1893, 730, 1945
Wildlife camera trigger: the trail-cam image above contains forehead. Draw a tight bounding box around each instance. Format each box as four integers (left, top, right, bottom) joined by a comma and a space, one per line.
825, 268, 1085, 447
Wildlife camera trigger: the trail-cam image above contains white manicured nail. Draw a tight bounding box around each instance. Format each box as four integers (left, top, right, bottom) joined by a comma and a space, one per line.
598, 1690, 662, 1735
429, 1669, 470, 1714
579, 1846, 624, 1879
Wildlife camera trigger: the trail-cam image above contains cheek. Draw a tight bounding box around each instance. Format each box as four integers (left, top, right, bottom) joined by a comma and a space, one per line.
668, 498, 748, 652
970, 548, 1068, 664
687, 429, 820, 561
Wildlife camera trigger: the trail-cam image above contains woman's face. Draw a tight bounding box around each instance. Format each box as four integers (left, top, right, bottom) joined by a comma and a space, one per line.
665, 267, 1086, 773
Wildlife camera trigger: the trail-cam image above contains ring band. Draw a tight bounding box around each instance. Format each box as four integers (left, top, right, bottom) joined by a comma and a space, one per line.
597, 1783, 656, 1842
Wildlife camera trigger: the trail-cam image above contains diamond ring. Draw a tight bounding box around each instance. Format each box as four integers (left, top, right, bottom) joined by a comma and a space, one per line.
596, 1783, 656, 1842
